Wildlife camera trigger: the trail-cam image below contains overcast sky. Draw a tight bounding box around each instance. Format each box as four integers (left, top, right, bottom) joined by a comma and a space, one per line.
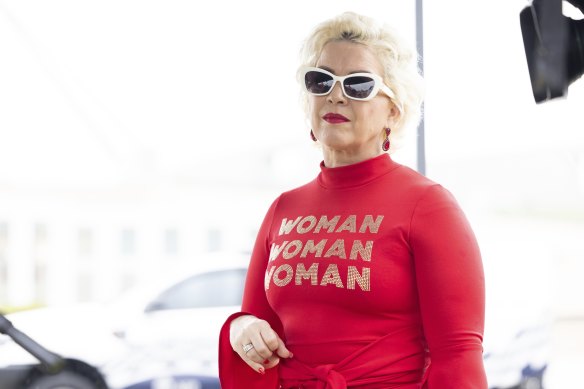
0, 0, 582, 187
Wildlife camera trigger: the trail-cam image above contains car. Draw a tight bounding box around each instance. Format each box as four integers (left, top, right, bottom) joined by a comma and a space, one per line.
0, 251, 249, 389
0, 250, 550, 389
483, 321, 550, 389
0, 310, 109, 389
480, 234, 552, 389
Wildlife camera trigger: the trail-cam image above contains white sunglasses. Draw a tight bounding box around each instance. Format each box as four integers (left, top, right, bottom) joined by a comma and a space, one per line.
300, 66, 396, 101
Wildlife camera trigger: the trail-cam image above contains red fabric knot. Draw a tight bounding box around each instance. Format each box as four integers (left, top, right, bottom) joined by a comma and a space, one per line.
313, 365, 347, 389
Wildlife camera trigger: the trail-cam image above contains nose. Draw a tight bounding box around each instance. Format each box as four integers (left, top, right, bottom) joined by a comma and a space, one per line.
327, 80, 347, 104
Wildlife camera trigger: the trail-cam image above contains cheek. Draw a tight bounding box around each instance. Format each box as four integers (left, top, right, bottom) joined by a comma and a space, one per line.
353, 105, 377, 128
359, 103, 390, 128
308, 98, 323, 125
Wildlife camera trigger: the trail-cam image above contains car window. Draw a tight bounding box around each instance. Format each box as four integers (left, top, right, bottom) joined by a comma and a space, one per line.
146, 268, 247, 311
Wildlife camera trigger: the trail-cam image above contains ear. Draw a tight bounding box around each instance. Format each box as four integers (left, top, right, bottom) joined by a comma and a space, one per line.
386, 101, 401, 128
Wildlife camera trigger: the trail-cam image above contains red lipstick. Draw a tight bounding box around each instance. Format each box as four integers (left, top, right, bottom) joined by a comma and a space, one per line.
322, 113, 349, 124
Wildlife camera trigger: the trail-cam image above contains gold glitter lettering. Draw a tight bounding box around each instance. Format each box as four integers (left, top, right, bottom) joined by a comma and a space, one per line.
269, 241, 288, 262
297, 216, 317, 234
336, 215, 357, 233
279, 217, 302, 236
349, 240, 373, 261
300, 239, 327, 258
295, 263, 318, 285
273, 264, 293, 286
282, 240, 303, 259
314, 215, 340, 233
347, 266, 370, 291
324, 239, 346, 259
320, 264, 344, 288
359, 215, 384, 233
265, 266, 276, 290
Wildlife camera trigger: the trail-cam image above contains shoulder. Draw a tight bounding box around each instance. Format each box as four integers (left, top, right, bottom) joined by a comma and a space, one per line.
391, 162, 438, 189
385, 162, 452, 202
261, 178, 319, 216
274, 178, 319, 204
383, 163, 463, 215
282, 177, 319, 195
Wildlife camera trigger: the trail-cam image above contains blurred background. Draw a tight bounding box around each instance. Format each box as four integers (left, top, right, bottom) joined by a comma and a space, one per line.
0, 0, 582, 388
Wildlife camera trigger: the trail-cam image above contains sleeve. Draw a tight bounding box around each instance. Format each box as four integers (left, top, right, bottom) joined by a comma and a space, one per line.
410, 185, 488, 389
218, 197, 284, 389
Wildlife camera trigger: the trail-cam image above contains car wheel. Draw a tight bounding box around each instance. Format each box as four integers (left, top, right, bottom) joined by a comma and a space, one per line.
24, 370, 100, 389
519, 376, 544, 389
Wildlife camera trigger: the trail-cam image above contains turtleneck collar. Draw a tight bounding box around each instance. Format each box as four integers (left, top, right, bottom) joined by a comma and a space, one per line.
317, 153, 400, 189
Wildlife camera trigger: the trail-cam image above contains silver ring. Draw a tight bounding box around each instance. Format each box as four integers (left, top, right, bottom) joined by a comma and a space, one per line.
242, 343, 254, 354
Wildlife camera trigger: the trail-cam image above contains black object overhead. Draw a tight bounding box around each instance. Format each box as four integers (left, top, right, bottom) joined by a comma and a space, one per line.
520, 0, 584, 103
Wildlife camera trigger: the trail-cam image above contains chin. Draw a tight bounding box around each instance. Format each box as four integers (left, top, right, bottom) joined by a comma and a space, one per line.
322, 140, 354, 151
319, 133, 353, 148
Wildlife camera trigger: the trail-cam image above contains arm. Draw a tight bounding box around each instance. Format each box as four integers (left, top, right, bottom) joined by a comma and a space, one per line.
411, 185, 487, 388
218, 197, 290, 389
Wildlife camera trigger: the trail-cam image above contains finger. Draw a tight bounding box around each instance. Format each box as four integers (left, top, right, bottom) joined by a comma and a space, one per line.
258, 336, 292, 370
248, 324, 281, 361
239, 343, 267, 374
259, 327, 280, 352
247, 332, 275, 360
275, 335, 293, 359
257, 327, 292, 360
261, 354, 282, 369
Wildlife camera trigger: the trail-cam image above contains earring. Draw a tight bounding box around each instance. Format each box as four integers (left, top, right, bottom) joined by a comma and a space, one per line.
382, 128, 391, 151
310, 129, 317, 142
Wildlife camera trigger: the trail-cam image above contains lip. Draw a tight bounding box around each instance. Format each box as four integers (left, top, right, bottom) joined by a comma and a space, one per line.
322, 113, 350, 124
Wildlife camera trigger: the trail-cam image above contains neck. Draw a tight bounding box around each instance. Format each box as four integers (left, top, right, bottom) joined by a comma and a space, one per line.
322, 146, 384, 168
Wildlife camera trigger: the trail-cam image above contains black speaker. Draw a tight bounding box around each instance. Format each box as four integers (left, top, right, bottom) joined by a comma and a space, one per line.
520, 0, 584, 103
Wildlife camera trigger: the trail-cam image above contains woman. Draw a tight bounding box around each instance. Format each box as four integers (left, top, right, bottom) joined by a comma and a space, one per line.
218, 11, 487, 389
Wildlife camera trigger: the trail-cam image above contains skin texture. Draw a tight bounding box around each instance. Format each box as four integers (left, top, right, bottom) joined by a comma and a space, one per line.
229, 40, 400, 375
309, 41, 400, 168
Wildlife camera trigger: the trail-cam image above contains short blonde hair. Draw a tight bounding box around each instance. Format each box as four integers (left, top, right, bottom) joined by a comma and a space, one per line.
297, 11, 425, 144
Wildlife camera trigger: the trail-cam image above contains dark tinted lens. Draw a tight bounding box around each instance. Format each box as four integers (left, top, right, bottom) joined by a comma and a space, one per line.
344, 76, 375, 99
305, 71, 334, 94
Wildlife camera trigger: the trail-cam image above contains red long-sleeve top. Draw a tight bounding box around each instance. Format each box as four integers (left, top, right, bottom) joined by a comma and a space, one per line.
219, 154, 487, 388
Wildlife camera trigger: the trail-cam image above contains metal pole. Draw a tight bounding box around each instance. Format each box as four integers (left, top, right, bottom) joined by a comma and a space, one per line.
0, 314, 65, 373
416, 0, 426, 176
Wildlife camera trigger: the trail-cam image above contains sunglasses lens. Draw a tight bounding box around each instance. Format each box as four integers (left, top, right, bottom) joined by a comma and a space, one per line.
305, 71, 334, 94
344, 76, 376, 99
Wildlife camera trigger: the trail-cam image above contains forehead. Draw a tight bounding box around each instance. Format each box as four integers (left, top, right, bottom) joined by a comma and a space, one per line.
316, 41, 383, 76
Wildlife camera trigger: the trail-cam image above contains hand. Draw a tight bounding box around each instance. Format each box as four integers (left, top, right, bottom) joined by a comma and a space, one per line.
229, 314, 293, 374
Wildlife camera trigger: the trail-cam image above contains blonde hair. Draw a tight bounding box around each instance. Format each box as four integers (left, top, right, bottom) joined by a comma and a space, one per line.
297, 11, 425, 145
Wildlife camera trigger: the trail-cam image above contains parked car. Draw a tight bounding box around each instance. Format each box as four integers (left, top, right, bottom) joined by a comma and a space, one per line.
0, 250, 550, 389
0, 311, 108, 389
483, 317, 550, 389
0, 251, 249, 389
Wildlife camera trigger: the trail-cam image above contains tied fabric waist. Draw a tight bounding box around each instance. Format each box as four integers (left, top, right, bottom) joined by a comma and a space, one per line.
279, 327, 429, 389
282, 361, 347, 389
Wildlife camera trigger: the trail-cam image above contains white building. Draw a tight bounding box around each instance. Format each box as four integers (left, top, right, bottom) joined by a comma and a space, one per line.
0, 145, 324, 307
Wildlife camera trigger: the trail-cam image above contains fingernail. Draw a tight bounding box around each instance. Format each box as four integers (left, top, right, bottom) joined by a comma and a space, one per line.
289, 352, 294, 358
263, 359, 270, 364
258, 367, 265, 375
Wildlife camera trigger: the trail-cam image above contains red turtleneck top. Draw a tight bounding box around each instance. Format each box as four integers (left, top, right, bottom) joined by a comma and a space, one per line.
219, 154, 487, 388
